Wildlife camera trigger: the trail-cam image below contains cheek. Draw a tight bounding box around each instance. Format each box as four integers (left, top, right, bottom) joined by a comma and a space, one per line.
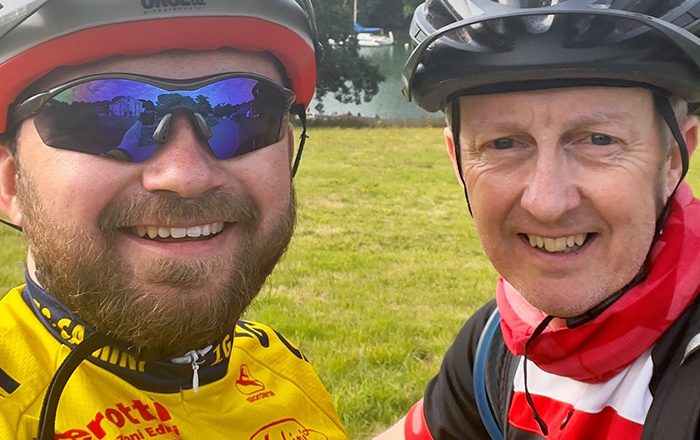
227, 145, 292, 217
19, 153, 130, 227
607, 212, 656, 288
465, 164, 519, 221
597, 167, 661, 226
591, 172, 659, 274
463, 162, 496, 208
467, 178, 514, 262
612, 193, 658, 250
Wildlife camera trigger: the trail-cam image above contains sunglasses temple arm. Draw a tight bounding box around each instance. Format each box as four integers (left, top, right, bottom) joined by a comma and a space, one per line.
291, 106, 308, 177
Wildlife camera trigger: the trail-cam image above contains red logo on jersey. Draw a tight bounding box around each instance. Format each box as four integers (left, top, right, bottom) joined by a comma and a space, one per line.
236, 364, 265, 395
55, 399, 179, 439
236, 364, 276, 402
249, 418, 329, 440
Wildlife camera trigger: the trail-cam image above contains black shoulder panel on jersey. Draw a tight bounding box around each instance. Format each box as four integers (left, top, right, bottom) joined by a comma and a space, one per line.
0, 367, 19, 396
642, 293, 700, 440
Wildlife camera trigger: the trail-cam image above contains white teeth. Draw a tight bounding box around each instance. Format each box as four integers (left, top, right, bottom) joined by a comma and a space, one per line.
171, 228, 187, 239
147, 226, 159, 239
186, 226, 202, 237
133, 222, 225, 239
528, 233, 588, 253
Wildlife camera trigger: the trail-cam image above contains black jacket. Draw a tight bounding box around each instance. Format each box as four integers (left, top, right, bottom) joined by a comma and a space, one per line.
422, 296, 700, 439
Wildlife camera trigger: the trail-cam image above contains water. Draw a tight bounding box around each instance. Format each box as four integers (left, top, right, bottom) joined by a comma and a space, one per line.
311, 43, 442, 121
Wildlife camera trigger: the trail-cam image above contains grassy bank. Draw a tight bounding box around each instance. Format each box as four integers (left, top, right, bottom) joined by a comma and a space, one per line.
2, 126, 700, 438
254, 127, 496, 437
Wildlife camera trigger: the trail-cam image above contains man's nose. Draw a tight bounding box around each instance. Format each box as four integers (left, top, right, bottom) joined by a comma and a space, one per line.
520, 149, 581, 223
141, 112, 227, 198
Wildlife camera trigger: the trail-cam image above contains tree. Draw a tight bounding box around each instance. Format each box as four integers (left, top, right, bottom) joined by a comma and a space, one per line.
313, 0, 384, 111
360, 0, 422, 31
311, 0, 426, 111
195, 94, 213, 116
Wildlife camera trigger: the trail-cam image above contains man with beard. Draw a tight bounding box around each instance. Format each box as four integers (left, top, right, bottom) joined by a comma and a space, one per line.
376, 1, 700, 439
0, 1, 348, 439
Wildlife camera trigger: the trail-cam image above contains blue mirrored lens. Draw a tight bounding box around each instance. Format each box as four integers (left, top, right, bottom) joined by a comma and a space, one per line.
32, 76, 290, 162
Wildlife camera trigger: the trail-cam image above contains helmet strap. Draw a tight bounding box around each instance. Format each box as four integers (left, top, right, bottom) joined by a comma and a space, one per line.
450, 100, 473, 216
653, 93, 689, 185
648, 93, 689, 247
291, 104, 308, 177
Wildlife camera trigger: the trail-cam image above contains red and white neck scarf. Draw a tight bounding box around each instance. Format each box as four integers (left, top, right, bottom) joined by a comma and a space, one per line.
496, 183, 700, 438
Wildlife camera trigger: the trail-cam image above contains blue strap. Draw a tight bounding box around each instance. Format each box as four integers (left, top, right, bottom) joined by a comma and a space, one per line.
473, 309, 504, 440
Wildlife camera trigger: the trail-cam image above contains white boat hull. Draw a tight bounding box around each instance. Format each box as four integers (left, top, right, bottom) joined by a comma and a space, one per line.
357, 30, 394, 47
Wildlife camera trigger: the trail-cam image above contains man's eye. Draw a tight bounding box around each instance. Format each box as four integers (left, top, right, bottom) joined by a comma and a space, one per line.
493, 138, 515, 150
590, 134, 614, 145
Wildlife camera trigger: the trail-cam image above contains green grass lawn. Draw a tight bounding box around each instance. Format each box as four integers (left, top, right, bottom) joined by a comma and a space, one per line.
255, 127, 497, 437
2, 126, 700, 438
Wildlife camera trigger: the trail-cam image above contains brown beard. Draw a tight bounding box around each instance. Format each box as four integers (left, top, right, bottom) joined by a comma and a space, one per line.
16, 164, 295, 358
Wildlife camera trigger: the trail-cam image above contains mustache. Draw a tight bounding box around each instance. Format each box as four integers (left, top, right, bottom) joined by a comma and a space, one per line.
98, 190, 259, 231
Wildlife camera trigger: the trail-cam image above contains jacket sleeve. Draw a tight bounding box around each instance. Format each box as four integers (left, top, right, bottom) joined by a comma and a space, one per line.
421, 300, 497, 440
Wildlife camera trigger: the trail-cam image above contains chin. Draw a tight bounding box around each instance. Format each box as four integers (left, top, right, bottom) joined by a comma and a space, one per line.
520, 288, 610, 319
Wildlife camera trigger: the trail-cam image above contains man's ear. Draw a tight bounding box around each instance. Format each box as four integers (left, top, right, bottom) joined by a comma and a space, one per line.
444, 126, 465, 189
683, 115, 699, 156
0, 141, 22, 226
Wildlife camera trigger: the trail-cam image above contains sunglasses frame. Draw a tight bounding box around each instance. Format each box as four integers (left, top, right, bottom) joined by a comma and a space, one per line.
8, 71, 308, 176
11, 71, 296, 128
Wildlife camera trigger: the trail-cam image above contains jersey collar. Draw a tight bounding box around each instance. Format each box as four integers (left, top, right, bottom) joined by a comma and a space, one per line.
22, 273, 234, 393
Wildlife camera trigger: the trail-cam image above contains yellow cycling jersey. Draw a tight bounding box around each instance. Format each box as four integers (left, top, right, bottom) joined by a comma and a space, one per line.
0, 281, 349, 440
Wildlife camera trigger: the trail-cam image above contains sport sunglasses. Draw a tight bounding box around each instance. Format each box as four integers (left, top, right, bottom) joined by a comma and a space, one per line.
10, 72, 296, 163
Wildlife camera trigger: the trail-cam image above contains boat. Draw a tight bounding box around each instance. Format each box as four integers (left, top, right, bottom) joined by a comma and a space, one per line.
353, 0, 394, 47
354, 23, 394, 47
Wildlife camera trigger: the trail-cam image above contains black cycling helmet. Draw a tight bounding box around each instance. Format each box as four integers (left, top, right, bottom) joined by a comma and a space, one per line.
402, 0, 700, 112
0, 0, 321, 134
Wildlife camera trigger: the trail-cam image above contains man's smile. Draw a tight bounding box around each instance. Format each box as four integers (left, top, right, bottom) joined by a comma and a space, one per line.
524, 233, 591, 254
130, 222, 225, 240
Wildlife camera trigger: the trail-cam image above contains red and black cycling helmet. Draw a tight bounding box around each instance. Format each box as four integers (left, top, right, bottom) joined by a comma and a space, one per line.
0, 0, 321, 134
402, 0, 700, 112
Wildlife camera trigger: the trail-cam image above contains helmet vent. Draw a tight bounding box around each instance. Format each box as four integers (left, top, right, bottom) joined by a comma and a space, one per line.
492, 0, 562, 7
